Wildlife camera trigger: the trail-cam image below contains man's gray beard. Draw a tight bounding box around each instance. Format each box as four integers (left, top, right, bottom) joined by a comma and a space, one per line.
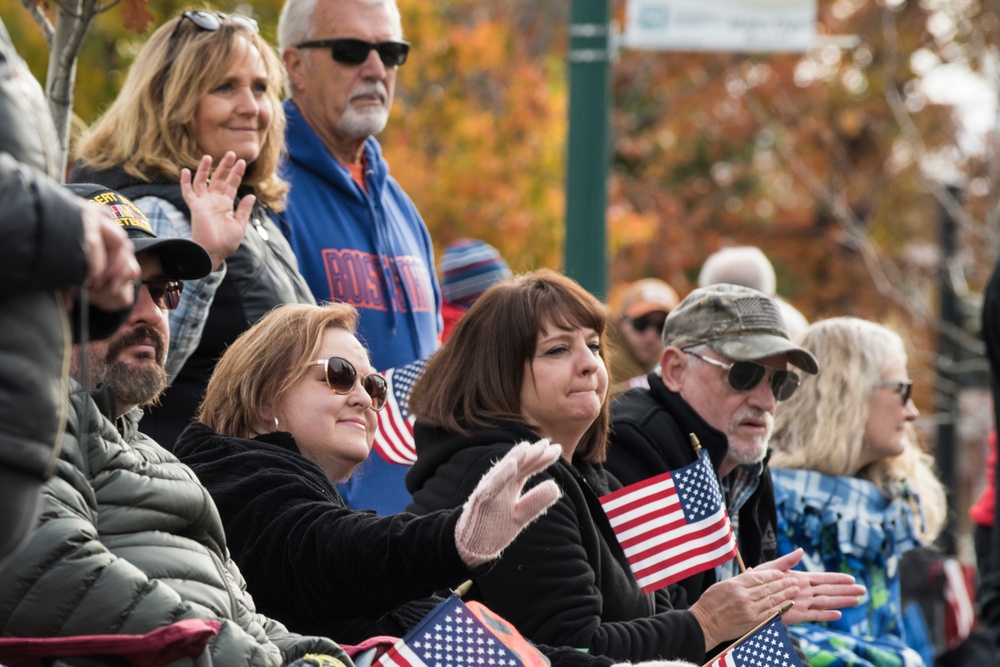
100, 358, 166, 410
338, 106, 389, 139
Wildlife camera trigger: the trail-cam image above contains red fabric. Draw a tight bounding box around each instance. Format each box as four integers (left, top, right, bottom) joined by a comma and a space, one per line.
339, 635, 400, 661
440, 301, 467, 343
0, 619, 220, 667
970, 429, 996, 527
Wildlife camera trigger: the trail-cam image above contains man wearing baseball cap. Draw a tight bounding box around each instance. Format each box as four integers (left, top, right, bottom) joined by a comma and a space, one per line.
0, 184, 355, 665
608, 283, 819, 606
608, 278, 680, 397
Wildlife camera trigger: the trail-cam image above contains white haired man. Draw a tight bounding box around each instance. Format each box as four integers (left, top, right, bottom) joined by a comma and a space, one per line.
278, 0, 439, 514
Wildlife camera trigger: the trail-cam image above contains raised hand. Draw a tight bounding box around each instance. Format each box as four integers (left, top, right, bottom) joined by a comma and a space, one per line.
181, 151, 253, 270
755, 549, 867, 624
454, 439, 562, 567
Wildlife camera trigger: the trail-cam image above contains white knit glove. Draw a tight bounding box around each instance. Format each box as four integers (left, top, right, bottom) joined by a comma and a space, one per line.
454, 439, 562, 567
611, 662, 699, 667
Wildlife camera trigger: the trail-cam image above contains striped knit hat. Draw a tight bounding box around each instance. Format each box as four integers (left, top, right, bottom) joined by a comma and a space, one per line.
440, 239, 512, 308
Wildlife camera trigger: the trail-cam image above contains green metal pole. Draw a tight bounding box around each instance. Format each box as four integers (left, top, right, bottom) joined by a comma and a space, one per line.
564, 0, 611, 300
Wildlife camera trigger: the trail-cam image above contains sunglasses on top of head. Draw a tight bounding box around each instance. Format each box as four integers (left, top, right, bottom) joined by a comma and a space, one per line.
310, 356, 389, 411
134, 279, 183, 311
171, 10, 259, 40
876, 380, 914, 406
684, 350, 800, 402
295, 38, 411, 67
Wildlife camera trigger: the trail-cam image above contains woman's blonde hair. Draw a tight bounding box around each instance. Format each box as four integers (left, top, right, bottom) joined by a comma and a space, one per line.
769, 316, 946, 542
198, 303, 358, 438
76, 11, 289, 209
410, 269, 611, 463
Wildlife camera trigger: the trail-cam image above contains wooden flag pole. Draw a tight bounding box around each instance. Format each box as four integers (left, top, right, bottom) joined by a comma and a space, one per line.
699, 602, 794, 667
689, 433, 747, 574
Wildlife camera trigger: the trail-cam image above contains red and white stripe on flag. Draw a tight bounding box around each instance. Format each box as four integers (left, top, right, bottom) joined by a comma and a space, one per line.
600, 451, 738, 593
372, 361, 425, 465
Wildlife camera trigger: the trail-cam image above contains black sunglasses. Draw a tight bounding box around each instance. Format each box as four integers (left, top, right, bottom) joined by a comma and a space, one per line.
684, 350, 800, 401
310, 356, 388, 411
171, 10, 259, 40
296, 38, 411, 67
876, 380, 913, 406
134, 279, 183, 311
629, 314, 667, 334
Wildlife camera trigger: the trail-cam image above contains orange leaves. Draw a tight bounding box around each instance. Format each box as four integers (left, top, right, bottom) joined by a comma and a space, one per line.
120, 0, 155, 34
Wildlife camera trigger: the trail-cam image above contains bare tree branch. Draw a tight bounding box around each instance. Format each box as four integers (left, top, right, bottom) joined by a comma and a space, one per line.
20, 0, 54, 46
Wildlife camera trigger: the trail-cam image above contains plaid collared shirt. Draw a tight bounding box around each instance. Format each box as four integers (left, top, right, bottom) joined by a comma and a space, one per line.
136, 196, 225, 382
716, 461, 764, 581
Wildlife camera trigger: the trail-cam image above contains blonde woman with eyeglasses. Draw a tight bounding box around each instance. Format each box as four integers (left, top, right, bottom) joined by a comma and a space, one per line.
769, 316, 946, 667
71, 8, 315, 452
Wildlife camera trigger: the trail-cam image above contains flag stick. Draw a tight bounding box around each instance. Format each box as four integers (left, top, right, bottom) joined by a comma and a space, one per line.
699, 601, 794, 667
453, 579, 474, 598
690, 433, 747, 574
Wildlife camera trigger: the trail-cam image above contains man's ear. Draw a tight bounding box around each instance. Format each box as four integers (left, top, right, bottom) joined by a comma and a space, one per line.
282, 48, 305, 93
660, 346, 687, 392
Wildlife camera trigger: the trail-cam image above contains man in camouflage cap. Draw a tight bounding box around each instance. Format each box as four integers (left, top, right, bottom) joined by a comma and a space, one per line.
607, 283, 819, 606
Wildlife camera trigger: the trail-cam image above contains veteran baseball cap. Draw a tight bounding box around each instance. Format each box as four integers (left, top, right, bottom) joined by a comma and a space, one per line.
67, 183, 212, 280
663, 283, 818, 374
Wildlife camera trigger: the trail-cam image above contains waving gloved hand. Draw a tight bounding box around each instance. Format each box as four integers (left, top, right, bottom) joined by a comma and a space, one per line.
454, 439, 562, 567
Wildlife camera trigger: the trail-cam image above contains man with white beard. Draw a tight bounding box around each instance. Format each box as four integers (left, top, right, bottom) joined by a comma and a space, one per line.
608, 284, 820, 609
277, 0, 440, 514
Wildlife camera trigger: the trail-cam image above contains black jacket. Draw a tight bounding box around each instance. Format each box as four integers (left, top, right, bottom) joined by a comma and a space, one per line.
174, 422, 620, 667
607, 373, 779, 607
406, 419, 706, 664
174, 421, 476, 643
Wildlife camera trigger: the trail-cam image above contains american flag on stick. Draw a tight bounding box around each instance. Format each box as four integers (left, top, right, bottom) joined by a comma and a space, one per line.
600, 449, 738, 593
705, 611, 804, 667
375, 595, 548, 667
372, 358, 427, 465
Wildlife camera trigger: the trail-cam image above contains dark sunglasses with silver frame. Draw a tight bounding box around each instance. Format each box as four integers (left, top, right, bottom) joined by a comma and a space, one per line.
134, 279, 184, 311
684, 350, 800, 402
876, 380, 913, 406
309, 356, 389, 411
295, 38, 411, 67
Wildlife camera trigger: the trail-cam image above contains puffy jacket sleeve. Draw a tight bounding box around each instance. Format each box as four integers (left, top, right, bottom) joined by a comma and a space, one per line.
0, 152, 88, 294
0, 390, 352, 667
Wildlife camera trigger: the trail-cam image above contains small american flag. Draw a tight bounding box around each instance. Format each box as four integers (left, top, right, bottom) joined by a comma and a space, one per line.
372, 358, 427, 465
600, 450, 738, 593
708, 615, 804, 667
374, 595, 548, 667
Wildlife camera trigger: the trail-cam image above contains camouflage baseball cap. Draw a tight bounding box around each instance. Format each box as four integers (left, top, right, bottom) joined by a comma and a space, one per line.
663, 284, 818, 374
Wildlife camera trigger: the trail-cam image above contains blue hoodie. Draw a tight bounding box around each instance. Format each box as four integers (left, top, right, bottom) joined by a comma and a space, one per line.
282, 99, 441, 515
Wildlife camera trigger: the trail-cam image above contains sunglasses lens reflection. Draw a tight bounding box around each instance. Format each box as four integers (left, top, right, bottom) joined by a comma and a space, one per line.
325, 357, 357, 393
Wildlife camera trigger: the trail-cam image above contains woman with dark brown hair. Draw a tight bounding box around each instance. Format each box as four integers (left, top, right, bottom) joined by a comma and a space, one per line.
406, 269, 820, 664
